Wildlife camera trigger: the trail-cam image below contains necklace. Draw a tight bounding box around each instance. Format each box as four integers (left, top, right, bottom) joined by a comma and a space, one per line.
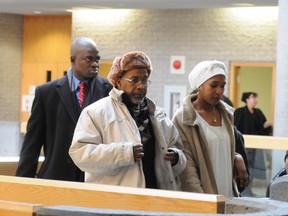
212, 106, 217, 123
193, 103, 217, 124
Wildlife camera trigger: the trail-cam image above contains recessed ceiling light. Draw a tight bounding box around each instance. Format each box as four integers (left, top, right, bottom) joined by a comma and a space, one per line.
33, 11, 42, 14
231, 3, 255, 7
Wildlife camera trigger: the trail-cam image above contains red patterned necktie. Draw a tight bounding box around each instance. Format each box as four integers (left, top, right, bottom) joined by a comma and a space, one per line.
78, 82, 85, 108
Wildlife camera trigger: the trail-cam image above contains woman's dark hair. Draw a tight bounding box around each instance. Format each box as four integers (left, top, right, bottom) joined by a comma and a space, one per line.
241, 92, 258, 103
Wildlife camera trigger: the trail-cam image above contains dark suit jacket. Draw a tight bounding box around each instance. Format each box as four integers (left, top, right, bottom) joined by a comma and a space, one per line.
16, 69, 112, 181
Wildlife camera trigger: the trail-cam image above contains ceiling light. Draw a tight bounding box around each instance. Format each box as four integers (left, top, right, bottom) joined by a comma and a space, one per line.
33, 11, 42, 14
231, 3, 255, 7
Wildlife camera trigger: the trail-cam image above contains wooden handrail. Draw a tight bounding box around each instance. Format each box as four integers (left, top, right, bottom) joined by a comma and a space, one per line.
0, 200, 42, 216
243, 135, 288, 150
0, 175, 225, 214
0, 156, 44, 176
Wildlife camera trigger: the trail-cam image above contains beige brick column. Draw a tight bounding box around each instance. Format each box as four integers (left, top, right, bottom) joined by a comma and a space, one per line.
272, 0, 288, 176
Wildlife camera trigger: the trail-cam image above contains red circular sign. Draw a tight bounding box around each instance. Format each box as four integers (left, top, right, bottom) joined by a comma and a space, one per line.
173, 60, 181, 69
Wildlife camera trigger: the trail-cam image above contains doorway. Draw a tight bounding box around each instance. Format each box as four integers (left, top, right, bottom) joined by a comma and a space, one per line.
229, 61, 276, 122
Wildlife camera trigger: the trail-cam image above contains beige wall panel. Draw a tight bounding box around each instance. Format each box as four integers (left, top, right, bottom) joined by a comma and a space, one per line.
22, 15, 71, 62
20, 15, 71, 123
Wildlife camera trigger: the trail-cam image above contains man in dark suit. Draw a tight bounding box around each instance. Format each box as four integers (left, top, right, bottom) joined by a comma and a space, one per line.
16, 37, 112, 182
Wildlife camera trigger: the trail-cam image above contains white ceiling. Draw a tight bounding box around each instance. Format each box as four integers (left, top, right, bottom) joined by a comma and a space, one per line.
0, 0, 278, 15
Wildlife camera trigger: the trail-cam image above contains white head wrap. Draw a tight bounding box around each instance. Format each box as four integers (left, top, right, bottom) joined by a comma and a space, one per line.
188, 60, 227, 91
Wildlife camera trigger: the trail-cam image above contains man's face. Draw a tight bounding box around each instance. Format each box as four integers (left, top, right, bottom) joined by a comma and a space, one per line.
71, 44, 100, 81
116, 68, 150, 106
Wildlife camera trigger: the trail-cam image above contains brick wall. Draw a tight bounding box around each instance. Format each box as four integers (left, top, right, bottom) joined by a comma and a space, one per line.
0, 13, 23, 121
72, 8, 277, 108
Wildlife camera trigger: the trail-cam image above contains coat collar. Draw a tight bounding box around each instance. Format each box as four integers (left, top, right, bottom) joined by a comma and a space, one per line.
181, 94, 235, 126
110, 87, 157, 115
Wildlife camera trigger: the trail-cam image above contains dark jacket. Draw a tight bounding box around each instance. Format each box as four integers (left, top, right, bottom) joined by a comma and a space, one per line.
16, 69, 112, 181
234, 106, 272, 136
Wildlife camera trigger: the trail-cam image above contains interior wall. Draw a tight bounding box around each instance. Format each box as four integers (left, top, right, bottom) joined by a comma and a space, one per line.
0, 14, 23, 156
72, 8, 277, 108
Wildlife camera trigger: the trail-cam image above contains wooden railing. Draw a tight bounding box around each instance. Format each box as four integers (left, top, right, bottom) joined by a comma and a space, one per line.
243, 135, 288, 150
0, 175, 225, 215
0, 200, 42, 216
0, 156, 44, 176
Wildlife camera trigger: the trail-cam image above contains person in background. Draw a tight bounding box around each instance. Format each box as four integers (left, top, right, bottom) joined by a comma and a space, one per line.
69, 51, 187, 190
16, 37, 112, 181
222, 95, 234, 107
266, 152, 288, 197
234, 92, 272, 136
234, 92, 272, 196
172, 60, 249, 197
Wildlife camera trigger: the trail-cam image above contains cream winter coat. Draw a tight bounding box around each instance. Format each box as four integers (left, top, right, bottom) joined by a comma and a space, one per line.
172, 94, 239, 196
69, 88, 186, 190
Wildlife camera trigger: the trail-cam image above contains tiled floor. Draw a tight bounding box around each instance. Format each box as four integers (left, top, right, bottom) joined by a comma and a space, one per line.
241, 178, 270, 198
252, 179, 269, 198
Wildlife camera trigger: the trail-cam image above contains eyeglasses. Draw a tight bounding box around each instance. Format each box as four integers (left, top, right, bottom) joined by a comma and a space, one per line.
122, 77, 151, 87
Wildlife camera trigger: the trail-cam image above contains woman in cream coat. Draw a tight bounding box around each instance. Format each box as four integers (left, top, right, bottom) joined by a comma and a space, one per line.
172, 60, 249, 197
